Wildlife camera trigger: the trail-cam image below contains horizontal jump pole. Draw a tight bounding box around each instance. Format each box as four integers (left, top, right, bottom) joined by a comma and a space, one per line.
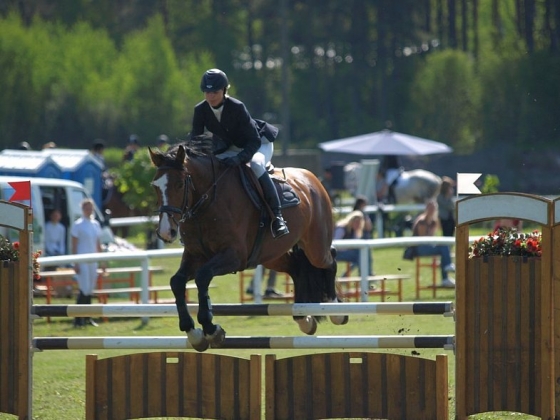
32, 302, 454, 318
33, 335, 455, 351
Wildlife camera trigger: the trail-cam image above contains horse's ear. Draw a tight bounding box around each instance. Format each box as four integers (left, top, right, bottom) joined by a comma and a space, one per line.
148, 147, 163, 167
176, 145, 186, 164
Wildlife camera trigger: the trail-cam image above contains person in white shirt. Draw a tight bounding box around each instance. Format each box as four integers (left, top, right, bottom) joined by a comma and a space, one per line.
71, 199, 102, 327
44, 209, 66, 257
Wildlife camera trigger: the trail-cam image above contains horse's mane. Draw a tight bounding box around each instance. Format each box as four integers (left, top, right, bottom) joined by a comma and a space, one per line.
161, 134, 215, 169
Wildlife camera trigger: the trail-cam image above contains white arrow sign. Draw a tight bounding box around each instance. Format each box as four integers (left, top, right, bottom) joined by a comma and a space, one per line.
457, 173, 482, 195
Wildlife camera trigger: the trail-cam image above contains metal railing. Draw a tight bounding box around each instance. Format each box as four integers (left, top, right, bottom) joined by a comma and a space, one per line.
38, 236, 470, 308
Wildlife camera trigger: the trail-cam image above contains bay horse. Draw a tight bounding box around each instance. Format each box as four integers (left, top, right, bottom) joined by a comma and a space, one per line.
149, 140, 346, 352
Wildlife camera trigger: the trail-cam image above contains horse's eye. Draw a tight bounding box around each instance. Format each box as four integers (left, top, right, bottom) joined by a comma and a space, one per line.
176, 180, 184, 189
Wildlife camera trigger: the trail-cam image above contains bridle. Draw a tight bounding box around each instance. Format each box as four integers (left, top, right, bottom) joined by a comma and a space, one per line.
155, 159, 231, 227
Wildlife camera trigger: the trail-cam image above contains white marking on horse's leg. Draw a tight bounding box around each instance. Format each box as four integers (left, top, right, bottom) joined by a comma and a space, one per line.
187, 328, 209, 352
296, 316, 317, 335
152, 174, 174, 241
328, 298, 349, 325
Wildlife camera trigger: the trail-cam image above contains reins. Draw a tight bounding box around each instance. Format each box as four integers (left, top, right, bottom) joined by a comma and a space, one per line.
156, 158, 232, 224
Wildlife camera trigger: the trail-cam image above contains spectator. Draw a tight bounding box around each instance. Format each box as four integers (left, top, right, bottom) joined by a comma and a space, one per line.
352, 195, 373, 239
44, 209, 66, 258
156, 134, 169, 151
91, 139, 106, 171
437, 176, 456, 237
333, 210, 373, 276
411, 201, 455, 288
71, 199, 103, 327
123, 134, 140, 161
246, 269, 284, 298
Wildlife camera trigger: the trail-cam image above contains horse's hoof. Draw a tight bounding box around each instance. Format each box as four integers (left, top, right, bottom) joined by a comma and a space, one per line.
208, 325, 227, 348
297, 316, 317, 335
187, 328, 209, 352
329, 315, 349, 325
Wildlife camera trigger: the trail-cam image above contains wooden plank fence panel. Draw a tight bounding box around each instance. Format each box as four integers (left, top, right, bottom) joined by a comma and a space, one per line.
266, 352, 447, 420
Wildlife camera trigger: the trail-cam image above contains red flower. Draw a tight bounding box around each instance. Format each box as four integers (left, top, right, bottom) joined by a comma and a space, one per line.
469, 227, 542, 258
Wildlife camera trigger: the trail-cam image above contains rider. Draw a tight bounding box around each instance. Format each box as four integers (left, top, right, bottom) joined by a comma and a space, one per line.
190, 68, 289, 239
378, 155, 402, 203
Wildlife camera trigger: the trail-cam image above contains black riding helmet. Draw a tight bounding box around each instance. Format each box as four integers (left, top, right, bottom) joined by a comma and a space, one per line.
200, 68, 229, 92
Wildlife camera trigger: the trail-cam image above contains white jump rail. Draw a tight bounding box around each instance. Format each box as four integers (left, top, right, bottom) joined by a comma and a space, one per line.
38, 237, 477, 309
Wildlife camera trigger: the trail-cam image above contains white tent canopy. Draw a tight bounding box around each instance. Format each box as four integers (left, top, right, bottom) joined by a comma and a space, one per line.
319, 129, 453, 156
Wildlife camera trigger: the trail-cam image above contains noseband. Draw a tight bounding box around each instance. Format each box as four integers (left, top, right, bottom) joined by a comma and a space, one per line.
156, 159, 229, 225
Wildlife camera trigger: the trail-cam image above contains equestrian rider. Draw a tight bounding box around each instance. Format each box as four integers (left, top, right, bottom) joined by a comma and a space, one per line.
191, 68, 289, 239
378, 155, 402, 203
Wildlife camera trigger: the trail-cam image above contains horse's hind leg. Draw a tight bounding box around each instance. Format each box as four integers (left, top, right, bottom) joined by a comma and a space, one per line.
327, 246, 349, 325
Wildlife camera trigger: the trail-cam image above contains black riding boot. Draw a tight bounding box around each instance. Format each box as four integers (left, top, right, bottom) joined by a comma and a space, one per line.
84, 295, 98, 327
258, 173, 289, 239
73, 291, 86, 328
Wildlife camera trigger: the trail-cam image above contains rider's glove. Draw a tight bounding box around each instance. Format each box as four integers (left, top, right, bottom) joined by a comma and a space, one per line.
222, 156, 242, 166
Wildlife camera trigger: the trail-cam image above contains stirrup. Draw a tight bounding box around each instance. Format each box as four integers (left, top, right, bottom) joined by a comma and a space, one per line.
271, 217, 289, 239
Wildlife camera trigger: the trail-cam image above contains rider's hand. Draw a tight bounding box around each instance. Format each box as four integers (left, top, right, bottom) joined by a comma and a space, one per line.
222, 156, 241, 166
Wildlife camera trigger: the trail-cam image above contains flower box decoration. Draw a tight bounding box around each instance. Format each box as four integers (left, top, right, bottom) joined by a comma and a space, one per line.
469, 227, 542, 259
0, 234, 41, 280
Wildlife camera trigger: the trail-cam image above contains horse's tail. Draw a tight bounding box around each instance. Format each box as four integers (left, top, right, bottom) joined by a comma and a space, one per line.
288, 246, 337, 321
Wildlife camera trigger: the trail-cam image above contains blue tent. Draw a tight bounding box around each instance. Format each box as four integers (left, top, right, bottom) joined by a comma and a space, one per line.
0, 149, 105, 209
0, 151, 63, 179
41, 149, 104, 209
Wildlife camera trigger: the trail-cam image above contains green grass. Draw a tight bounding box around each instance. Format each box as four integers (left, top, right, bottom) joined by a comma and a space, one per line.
1, 239, 540, 420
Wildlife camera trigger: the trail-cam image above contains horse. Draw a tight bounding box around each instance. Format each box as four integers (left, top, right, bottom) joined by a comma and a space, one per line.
388, 169, 442, 204
343, 162, 442, 205
149, 140, 346, 352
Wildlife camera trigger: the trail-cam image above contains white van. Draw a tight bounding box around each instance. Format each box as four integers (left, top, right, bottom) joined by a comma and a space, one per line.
0, 176, 114, 253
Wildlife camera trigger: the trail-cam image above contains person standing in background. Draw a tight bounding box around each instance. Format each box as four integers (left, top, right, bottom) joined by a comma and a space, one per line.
437, 176, 456, 237
123, 134, 140, 161
156, 134, 169, 151
91, 139, 106, 171
71, 199, 103, 327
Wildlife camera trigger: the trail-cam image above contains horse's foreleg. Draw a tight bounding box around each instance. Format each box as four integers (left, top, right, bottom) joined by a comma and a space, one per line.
195, 266, 226, 348
170, 266, 209, 352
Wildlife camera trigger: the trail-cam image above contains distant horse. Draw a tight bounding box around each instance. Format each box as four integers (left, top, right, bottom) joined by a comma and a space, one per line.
387, 169, 442, 204
149, 140, 346, 352
344, 163, 441, 204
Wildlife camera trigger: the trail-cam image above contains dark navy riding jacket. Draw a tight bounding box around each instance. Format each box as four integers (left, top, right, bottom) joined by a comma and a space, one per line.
191, 96, 261, 164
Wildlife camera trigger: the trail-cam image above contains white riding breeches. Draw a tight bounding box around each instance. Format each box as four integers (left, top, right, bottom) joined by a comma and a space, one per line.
75, 262, 98, 295
250, 137, 272, 178
216, 137, 272, 178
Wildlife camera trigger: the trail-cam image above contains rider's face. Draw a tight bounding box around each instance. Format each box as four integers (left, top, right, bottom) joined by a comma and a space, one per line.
204, 89, 225, 107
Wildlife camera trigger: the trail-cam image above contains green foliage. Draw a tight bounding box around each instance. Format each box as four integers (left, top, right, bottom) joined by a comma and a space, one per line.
407, 50, 479, 154
110, 15, 189, 141
109, 149, 156, 213
480, 174, 500, 194
0, 1, 559, 158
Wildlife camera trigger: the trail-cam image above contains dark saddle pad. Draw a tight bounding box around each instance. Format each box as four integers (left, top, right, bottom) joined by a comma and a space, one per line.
239, 165, 300, 210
